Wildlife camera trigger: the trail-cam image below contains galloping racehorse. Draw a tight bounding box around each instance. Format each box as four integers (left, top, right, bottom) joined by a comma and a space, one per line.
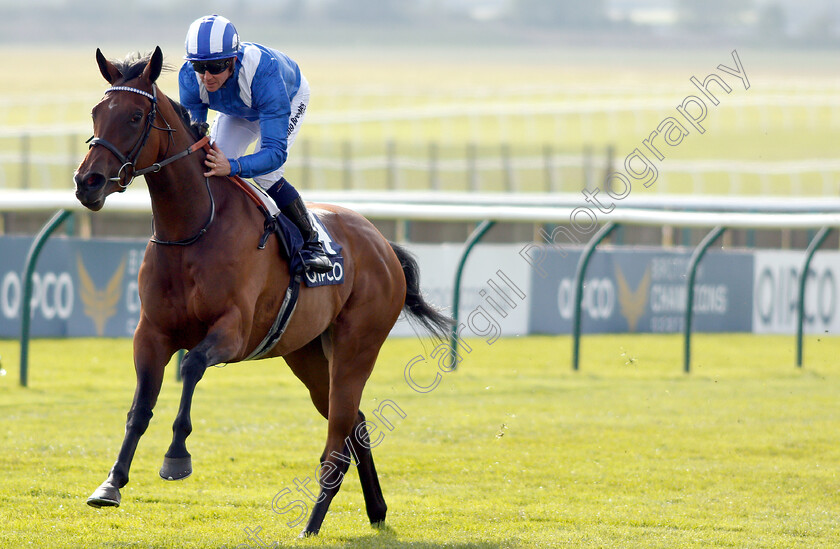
73, 47, 450, 537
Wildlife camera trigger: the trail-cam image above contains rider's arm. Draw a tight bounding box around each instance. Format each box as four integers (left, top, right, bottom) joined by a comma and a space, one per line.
227, 60, 290, 178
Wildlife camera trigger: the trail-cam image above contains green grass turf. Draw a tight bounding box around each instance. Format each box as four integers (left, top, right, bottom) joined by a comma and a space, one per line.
0, 334, 838, 548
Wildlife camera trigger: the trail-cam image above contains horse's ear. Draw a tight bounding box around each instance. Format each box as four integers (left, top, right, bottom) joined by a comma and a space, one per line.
142, 46, 164, 84
96, 48, 121, 84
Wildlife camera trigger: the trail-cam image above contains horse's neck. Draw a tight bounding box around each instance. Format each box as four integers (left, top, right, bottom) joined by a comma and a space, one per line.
144, 107, 214, 242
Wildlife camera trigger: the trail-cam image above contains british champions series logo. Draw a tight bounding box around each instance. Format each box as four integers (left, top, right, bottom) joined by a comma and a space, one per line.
77, 254, 125, 336
615, 264, 651, 332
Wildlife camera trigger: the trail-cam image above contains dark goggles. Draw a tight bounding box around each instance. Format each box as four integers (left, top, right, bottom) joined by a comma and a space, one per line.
191, 59, 232, 75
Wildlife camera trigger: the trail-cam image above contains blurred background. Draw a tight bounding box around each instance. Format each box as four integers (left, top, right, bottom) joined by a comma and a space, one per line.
3, 0, 840, 47
1, 0, 838, 245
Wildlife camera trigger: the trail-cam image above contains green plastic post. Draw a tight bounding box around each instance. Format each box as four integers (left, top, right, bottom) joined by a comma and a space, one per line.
796, 227, 832, 368
683, 226, 726, 374
448, 220, 495, 368
176, 349, 185, 382
20, 209, 73, 387
572, 222, 617, 371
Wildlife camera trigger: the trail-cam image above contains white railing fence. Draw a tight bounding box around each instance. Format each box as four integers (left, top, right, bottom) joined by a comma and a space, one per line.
0, 132, 838, 196
1, 87, 838, 195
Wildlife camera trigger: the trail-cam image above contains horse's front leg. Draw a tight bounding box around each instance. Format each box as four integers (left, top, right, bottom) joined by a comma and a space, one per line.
87, 324, 172, 507
159, 313, 244, 481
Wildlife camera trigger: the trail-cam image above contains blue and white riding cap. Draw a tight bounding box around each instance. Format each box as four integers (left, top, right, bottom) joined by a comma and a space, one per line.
184, 14, 240, 61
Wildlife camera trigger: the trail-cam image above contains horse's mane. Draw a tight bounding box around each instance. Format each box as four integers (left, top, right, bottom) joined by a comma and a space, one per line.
111, 52, 153, 85
111, 52, 202, 141
168, 98, 203, 141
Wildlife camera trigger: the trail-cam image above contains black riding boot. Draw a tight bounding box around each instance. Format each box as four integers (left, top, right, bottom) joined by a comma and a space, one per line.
281, 196, 333, 273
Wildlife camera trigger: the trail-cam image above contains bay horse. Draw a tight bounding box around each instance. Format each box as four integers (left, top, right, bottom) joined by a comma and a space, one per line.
73, 47, 450, 537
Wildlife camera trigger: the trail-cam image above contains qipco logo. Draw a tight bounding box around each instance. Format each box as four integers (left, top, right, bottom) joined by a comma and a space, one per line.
556, 277, 615, 320
1, 271, 74, 320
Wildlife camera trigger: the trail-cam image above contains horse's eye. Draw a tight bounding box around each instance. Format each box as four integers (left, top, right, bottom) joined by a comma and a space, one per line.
130, 111, 143, 124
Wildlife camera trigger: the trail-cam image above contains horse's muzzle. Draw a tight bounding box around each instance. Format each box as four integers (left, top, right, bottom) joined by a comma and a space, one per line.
74, 170, 108, 211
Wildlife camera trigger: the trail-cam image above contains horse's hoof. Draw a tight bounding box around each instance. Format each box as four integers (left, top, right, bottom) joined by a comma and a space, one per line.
159, 456, 192, 481
298, 529, 318, 538
87, 484, 120, 508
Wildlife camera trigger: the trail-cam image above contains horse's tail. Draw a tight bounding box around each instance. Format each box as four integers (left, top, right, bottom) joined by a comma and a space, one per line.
390, 242, 453, 340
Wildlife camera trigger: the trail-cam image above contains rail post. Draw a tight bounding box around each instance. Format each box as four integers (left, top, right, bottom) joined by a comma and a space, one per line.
20, 209, 73, 387
429, 141, 440, 190
467, 143, 479, 191
176, 349, 185, 382
796, 227, 832, 368
449, 220, 496, 368
572, 222, 617, 371
21, 133, 31, 189
300, 139, 312, 189
386, 139, 397, 190
683, 226, 726, 374
341, 140, 352, 190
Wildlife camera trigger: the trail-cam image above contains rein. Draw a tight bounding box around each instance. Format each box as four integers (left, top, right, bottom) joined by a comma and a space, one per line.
89, 84, 216, 247
149, 176, 216, 246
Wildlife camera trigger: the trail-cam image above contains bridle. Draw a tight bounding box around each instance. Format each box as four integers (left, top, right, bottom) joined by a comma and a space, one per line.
87, 84, 215, 246
87, 85, 170, 189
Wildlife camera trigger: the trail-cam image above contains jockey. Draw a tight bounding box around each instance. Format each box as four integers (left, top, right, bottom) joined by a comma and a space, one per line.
178, 14, 332, 273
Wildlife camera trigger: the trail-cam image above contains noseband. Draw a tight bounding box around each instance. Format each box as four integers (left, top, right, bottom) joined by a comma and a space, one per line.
87, 85, 162, 188
87, 84, 216, 246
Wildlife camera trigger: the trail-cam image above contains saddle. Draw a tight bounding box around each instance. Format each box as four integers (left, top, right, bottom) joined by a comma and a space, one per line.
223, 174, 344, 360
224, 174, 344, 286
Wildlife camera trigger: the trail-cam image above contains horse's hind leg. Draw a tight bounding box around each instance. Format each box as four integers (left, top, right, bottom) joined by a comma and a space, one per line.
160, 315, 244, 480
285, 338, 386, 525
349, 411, 388, 525
88, 326, 170, 507
299, 330, 391, 537
283, 337, 331, 420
